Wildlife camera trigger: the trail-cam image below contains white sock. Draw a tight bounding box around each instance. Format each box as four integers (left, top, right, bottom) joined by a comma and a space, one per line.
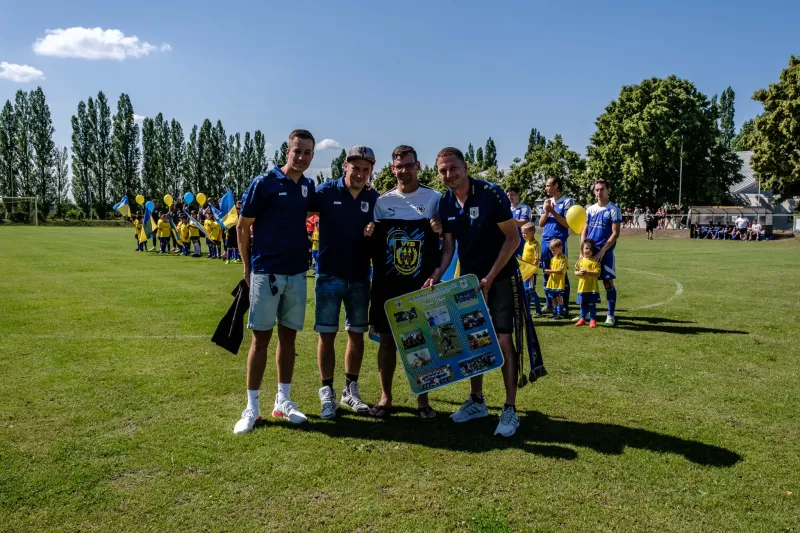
247, 390, 260, 413
277, 383, 291, 402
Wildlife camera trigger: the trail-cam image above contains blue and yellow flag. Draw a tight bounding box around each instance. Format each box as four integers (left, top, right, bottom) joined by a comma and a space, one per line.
183, 210, 208, 237
139, 203, 157, 243
169, 217, 185, 245
113, 195, 131, 218
216, 188, 239, 231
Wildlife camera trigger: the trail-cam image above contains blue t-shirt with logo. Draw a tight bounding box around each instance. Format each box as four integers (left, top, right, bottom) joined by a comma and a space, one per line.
586, 201, 622, 249
512, 202, 533, 256
311, 178, 378, 281
541, 196, 573, 243
440, 177, 515, 281
240, 167, 317, 276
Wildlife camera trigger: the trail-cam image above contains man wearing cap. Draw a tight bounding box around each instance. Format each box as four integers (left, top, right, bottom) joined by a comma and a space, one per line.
309, 145, 379, 419
233, 129, 317, 435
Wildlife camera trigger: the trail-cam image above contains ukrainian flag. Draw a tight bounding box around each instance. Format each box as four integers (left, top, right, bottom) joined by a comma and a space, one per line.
214, 188, 239, 231
183, 210, 208, 237
113, 195, 131, 217
139, 203, 157, 243
517, 257, 536, 282
169, 217, 185, 247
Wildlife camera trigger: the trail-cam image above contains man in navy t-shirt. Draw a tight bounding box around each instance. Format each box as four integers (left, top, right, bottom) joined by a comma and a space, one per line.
309, 145, 379, 420
538, 176, 573, 317
233, 129, 317, 435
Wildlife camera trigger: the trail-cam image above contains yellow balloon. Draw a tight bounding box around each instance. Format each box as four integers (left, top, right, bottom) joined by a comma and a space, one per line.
135, 194, 145, 205
164, 194, 173, 207
196, 193, 207, 206
566, 205, 587, 234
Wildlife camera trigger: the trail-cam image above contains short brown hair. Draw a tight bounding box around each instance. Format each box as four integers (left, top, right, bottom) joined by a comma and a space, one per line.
594, 178, 610, 189
522, 222, 536, 233
546, 176, 563, 191
392, 145, 417, 162
549, 238, 563, 251
436, 147, 465, 165
289, 129, 315, 147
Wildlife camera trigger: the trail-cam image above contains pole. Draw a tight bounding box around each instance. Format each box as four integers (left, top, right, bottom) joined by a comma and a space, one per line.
34, 196, 38, 227
678, 136, 684, 210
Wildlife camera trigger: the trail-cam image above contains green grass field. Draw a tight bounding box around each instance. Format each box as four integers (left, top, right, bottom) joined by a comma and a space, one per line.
1, 227, 799, 532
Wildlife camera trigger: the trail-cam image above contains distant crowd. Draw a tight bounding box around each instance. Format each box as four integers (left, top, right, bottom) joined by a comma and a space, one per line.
692, 216, 765, 241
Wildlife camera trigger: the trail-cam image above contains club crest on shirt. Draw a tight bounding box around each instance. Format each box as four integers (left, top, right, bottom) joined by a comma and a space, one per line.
469, 207, 480, 219
301, 185, 308, 197
412, 204, 426, 215
361, 201, 369, 213
390, 234, 421, 276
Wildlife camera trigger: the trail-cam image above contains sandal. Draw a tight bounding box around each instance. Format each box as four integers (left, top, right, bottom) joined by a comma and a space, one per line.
418, 405, 437, 422
368, 403, 393, 419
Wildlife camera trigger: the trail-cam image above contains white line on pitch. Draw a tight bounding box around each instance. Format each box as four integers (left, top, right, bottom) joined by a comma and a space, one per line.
620, 268, 684, 311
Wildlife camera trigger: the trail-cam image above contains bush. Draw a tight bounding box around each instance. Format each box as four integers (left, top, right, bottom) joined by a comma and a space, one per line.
0, 202, 7, 221
10, 210, 31, 223
65, 206, 84, 220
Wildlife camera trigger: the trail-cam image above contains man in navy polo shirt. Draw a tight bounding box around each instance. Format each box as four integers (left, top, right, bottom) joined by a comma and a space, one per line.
310, 145, 379, 419
539, 176, 573, 317
433, 147, 524, 437
233, 129, 317, 435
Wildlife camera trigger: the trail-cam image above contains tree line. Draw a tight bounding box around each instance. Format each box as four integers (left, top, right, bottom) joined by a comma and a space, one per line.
1, 55, 798, 220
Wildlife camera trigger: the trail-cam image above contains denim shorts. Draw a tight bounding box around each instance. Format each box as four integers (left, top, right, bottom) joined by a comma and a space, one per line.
314, 274, 370, 334
247, 272, 307, 331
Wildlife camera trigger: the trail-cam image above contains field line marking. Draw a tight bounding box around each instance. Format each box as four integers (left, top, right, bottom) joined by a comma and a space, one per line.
11, 334, 208, 340
620, 267, 684, 311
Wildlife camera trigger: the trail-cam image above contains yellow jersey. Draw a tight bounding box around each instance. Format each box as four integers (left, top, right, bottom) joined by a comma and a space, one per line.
133, 219, 142, 235
575, 256, 600, 294
189, 221, 200, 237
521, 240, 540, 275
545, 254, 567, 290
311, 229, 319, 251
204, 219, 221, 241
178, 222, 190, 242
157, 220, 171, 238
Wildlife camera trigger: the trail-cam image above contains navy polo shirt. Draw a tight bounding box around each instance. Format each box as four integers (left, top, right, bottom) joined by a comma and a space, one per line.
240, 167, 317, 275
440, 177, 516, 281
311, 178, 378, 281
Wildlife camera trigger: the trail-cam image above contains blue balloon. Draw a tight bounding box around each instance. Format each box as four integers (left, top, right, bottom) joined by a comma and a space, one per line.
145, 200, 154, 212
183, 192, 194, 205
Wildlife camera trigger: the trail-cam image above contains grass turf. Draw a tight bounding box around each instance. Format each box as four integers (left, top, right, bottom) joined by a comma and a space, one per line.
0, 227, 798, 532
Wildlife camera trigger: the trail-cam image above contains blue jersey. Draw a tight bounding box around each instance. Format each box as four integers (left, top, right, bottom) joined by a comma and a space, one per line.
541, 196, 573, 243
512, 203, 533, 256
586, 202, 622, 249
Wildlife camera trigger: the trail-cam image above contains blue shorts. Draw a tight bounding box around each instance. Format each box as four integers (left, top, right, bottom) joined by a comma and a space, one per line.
314, 274, 370, 334
577, 292, 601, 304
247, 272, 307, 331
544, 288, 564, 299
599, 250, 616, 281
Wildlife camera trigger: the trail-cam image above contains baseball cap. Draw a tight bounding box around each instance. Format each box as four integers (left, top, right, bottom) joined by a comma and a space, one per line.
346, 145, 376, 164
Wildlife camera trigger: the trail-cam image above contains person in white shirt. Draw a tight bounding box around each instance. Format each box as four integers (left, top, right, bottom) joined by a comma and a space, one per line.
749, 221, 762, 241
734, 216, 749, 241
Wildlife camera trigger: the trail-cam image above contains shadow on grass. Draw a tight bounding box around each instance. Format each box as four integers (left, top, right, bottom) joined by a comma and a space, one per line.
533, 315, 747, 335
263, 408, 741, 467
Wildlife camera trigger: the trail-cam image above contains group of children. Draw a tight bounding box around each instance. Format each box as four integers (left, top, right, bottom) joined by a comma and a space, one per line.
520, 222, 603, 328
130, 208, 242, 264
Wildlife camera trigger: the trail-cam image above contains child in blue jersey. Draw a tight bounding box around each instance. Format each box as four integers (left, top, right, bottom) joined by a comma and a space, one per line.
575, 239, 601, 328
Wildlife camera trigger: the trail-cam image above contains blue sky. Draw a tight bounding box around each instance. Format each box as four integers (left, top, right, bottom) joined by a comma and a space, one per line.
1, 0, 798, 175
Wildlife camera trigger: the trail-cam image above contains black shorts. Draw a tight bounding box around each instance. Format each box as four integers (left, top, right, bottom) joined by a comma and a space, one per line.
487, 275, 514, 334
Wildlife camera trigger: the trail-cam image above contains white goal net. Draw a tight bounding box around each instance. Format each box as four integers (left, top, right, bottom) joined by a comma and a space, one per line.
0, 197, 39, 226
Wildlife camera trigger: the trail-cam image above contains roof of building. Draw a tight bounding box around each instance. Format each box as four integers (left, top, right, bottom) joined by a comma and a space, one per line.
730, 151, 757, 194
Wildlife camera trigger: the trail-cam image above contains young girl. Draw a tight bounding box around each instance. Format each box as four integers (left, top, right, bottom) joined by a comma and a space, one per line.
521, 222, 543, 317
544, 238, 567, 320
575, 239, 601, 328
189, 210, 202, 257
156, 213, 171, 254
133, 214, 143, 251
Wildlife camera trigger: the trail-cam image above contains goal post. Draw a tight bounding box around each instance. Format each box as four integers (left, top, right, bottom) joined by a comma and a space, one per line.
0, 197, 39, 226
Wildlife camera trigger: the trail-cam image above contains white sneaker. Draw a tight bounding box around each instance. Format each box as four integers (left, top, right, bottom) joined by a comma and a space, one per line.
341, 382, 370, 413
450, 396, 489, 423
494, 406, 520, 437
318, 386, 339, 420
233, 408, 261, 435
272, 395, 307, 424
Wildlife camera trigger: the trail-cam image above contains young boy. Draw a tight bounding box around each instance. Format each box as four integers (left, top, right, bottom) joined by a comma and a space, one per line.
204, 215, 220, 259
544, 238, 567, 319
189, 211, 202, 257
521, 222, 543, 317
156, 213, 171, 254
133, 213, 143, 251
212, 220, 223, 260
178, 214, 191, 256
310, 219, 320, 272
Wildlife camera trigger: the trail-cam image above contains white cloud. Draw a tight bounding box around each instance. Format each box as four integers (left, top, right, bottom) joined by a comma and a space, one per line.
317, 138, 342, 151
0, 62, 45, 83
133, 114, 146, 122
33, 27, 171, 60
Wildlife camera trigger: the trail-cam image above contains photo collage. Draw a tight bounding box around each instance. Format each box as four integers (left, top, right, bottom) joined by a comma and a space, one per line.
385, 275, 504, 394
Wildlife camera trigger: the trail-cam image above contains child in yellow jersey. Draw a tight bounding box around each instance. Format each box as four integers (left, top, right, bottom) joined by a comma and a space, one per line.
177, 213, 191, 256
156, 214, 171, 254
311, 220, 320, 272
133, 214, 144, 252
575, 239, 601, 328
212, 220, 223, 260
544, 238, 567, 319
521, 222, 543, 317
188, 211, 202, 257
203, 216, 220, 259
